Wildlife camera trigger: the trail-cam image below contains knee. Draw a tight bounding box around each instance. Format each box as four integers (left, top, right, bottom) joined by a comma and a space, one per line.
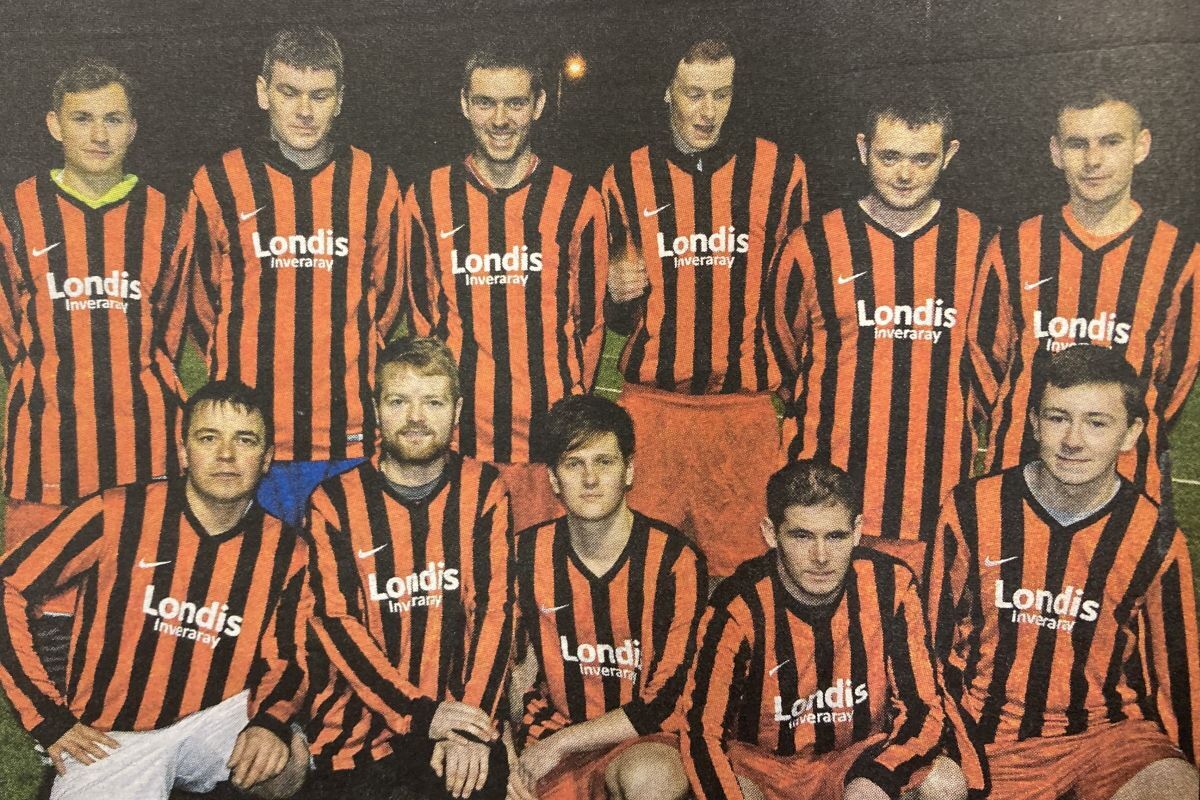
736, 774, 766, 800
1114, 758, 1199, 800
916, 756, 967, 800
605, 742, 689, 800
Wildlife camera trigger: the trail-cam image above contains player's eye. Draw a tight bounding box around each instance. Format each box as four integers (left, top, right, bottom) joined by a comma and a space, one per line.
279, 86, 298, 97
312, 91, 334, 102
507, 98, 529, 110
104, 114, 125, 124
685, 91, 703, 101
472, 98, 495, 109
715, 90, 732, 101
71, 114, 91, 123
1101, 135, 1123, 146
879, 153, 899, 166
913, 154, 937, 167
1064, 138, 1087, 150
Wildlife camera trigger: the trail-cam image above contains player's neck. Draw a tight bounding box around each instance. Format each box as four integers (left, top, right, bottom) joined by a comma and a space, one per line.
859, 194, 940, 237
670, 126, 700, 156
568, 504, 634, 575
380, 451, 448, 489
1026, 461, 1120, 523
184, 481, 253, 537
274, 135, 333, 172
59, 165, 125, 203
1067, 189, 1138, 238
471, 147, 535, 190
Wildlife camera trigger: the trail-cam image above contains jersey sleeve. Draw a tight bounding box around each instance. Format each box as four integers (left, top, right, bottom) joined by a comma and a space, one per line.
599, 163, 643, 335
247, 542, 312, 742
765, 227, 812, 413
402, 186, 443, 339
459, 485, 514, 719
519, 680, 572, 746
0, 495, 106, 746
0, 205, 27, 372
153, 200, 194, 363
966, 235, 1017, 472
303, 507, 440, 738
773, 153, 811, 245
923, 487, 977, 682
1150, 242, 1200, 432
370, 168, 405, 344
573, 185, 609, 392
175, 169, 226, 355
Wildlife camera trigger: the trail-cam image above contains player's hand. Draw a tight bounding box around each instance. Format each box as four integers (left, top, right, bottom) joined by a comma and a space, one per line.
47, 724, 120, 774
227, 725, 290, 789
843, 777, 891, 800
429, 701, 496, 743
607, 244, 649, 303
432, 735, 491, 798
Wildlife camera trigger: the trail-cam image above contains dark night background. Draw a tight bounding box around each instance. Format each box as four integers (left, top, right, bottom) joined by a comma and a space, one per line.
0, 0, 1197, 232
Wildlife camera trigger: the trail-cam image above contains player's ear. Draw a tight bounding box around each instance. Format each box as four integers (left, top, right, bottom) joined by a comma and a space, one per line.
532, 90, 547, 121
334, 85, 345, 118
460, 89, 470, 120
260, 444, 275, 476
124, 116, 138, 148
1133, 127, 1151, 166
46, 111, 63, 143
855, 132, 869, 166
547, 467, 561, 497
453, 396, 463, 427
256, 75, 271, 112
760, 515, 778, 549
623, 458, 634, 491
942, 138, 961, 168
1049, 135, 1064, 170
1120, 415, 1145, 454
1030, 407, 1043, 443
852, 514, 863, 548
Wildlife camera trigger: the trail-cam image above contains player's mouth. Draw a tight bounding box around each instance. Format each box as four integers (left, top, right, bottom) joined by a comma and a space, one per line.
693, 123, 716, 139
85, 149, 113, 158
487, 130, 516, 146
291, 124, 319, 137
1081, 175, 1110, 186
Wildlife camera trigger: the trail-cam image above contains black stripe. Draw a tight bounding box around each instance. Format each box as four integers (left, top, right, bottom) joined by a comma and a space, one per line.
327, 150, 357, 459
847, 562, 873, 741
487, 187, 514, 462
843, 208, 876, 487
881, 230, 914, 538
689, 165, 715, 393
124, 189, 155, 483
84, 205, 118, 491
552, 519, 587, 723
807, 215, 842, 462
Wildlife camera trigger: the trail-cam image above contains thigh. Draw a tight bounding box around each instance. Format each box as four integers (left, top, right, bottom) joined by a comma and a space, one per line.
1075, 720, 1188, 800
983, 739, 1072, 800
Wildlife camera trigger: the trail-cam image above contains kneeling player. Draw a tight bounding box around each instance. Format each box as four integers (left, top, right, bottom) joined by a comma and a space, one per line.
682, 460, 973, 800
508, 395, 706, 800
927, 344, 1199, 799
0, 381, 309, 799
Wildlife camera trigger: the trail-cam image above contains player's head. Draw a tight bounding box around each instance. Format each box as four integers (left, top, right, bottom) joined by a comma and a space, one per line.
256, 26, 345, 153
1050, 86, 1149, 209
460, 42, 546, 165
857, 85, 959, 211
665, 34, 735, 152
180, 380, 273, 505
374, 337, 463, 467
763, 460, 862, 605
1030, 345, 1146, 488
540, 395, 635, 524
46, 58, 138, 179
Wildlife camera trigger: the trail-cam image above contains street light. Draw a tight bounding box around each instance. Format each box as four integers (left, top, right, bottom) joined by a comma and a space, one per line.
557, 52, 587, 112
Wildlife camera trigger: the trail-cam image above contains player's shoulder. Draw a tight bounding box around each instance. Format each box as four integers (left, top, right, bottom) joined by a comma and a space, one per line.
309, 459, 374, 513
515, 514, 563, 550
459, 453, 504, 488
850, 545, 920, 593
635, 511, 707, 567
710, 554, 774, 608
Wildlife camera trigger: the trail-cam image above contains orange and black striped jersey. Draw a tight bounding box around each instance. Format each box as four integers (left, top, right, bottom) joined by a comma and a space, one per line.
0, 175, 187, 505
681, 550, 963, 800
925, 466, 1200, 765
0, 479, 309, 747
174, 142, 403, 462
769, 203, 988, 542
405, 161, 606, 463
515, 512, 705, 745
302, 455, 513, 771
602, 136, 809, 394
966, 207, 1200, 497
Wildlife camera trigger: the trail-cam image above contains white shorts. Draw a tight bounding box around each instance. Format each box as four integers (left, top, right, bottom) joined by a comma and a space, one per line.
51, 690, 250, 800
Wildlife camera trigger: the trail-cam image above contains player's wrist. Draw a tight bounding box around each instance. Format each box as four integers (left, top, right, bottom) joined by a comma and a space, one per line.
244, 714, 293, 746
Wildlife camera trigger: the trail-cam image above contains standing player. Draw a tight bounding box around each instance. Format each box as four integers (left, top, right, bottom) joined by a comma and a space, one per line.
0, 381, 309, 798
681, 460, 977, 800
967, 87, 1200, 504
300, 337, 512, 800
768, 87, 988, 544
926, 345, 1199, 799
601, 32, 809, 577
174, 26, 403, 526
507, 395, 705, 800
406, 43, 606, 534
0, 59, 189, 683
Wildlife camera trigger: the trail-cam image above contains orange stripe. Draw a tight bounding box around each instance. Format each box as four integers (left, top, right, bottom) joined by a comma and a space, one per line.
862, 227, 895, 530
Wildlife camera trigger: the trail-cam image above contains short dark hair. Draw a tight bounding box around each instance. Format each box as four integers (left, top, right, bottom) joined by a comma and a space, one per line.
537, 395, 635, 467
375, 337, 461, 403
767, 460, 860, 527
51, 58, 136, 116
679, 37, 734, 65
182, 380, 271, 445
461, 42, 544, 96
1032, 344, 1147, 424
261, 26, 344, 87
1054, 85, 1144, 134
863, 83, 954, 145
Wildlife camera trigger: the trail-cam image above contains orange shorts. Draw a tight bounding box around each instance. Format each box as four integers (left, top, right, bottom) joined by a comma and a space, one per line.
4, 499, 74, 615
985, 720, 1186, 800
727, 737, 933, 800
620, 385, 785, 576
495, 461, 564, 533
536, 732, 678, 800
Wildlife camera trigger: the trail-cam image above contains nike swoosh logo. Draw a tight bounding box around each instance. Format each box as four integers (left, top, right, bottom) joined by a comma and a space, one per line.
769, 659, 790, 676
358, 544, 389, 559
540, 604, 570, 614
439, 224, 465, 239
642, 204, 670, 218
138, 559, 171, 569
1024, 277, 1054, 291
838, 271, 867, 285
32, 242, 61, 257
239, 206, 265, 222
984, 556, 1019, 568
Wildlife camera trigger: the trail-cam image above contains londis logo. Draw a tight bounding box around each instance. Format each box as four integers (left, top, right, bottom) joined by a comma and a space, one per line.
560, 635, 642, 682
367, 561, 460, 614
1034, 311, 1131, 353
994, 579, 1100, 632
773, 678, 869, 729
46, 271, 141, 313
252, 230, 348, 272
856, 298, 958, 343
142, 585, 242, 649
451, 245, 542, 287
657, 226, 749, 269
